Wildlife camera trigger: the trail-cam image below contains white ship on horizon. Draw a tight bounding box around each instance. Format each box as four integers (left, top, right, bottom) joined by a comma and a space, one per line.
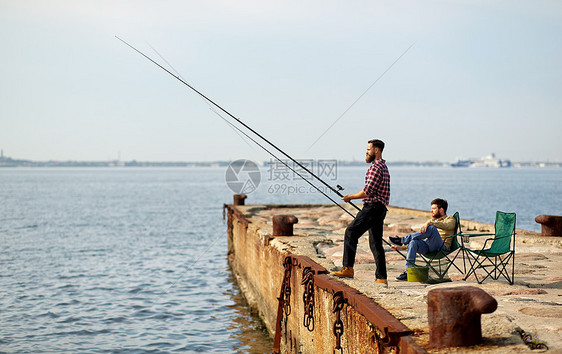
451, 153, 511, 168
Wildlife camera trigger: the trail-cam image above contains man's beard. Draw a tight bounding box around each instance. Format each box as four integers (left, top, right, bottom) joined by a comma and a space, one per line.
365, 154, 375, 163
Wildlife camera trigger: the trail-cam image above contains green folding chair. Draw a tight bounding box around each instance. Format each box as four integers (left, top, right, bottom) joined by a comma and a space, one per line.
463, 211, 516, 285
415, 212, 466, 279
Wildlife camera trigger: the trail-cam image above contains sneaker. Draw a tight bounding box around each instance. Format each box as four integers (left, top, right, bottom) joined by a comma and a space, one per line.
395, 271, 408, 281
375, 278, 388, 285
333, 266, 354, 278
389, 236, 403, 246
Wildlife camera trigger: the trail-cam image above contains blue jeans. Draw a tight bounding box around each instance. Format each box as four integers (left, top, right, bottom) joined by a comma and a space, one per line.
402, 225, 445, 268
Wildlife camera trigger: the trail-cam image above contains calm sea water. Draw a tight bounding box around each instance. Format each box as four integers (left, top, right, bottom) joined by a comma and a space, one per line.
0, 168, 272, 353
1, 166, 560, 353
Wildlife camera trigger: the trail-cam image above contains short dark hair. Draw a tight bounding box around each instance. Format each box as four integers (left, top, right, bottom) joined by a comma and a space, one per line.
368, 139, 385, 152
431, 198, 448, 213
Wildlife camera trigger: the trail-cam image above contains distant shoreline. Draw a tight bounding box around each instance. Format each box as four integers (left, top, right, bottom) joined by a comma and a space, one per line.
0, 158, 560, 168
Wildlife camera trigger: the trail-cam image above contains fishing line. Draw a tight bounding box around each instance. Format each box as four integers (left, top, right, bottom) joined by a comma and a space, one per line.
141, 41, 354, 217
306, 42, 416, 152
116, 36, 361, 213
208, 106, 356, 218
118, 37, 403, 262
146, 42, 259, 153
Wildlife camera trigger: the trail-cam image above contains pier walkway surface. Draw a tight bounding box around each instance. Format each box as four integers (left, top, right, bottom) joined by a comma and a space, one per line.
237, 204, 562, 353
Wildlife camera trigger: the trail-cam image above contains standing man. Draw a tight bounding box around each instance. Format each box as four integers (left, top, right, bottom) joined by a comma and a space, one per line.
389, 198, 456, 281
333, 139, 390, 285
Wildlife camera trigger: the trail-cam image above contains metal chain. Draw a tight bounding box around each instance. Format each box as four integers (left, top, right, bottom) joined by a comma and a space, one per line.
332, 291, 345, 353
301, 267, 315, 331
281, 256, 293, 317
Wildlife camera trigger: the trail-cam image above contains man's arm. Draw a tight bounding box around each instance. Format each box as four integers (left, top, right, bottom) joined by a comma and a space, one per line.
420, 215, 456, 233
430, 216, 456, 232
342, 190, 367, 203
420, 220, 432, 233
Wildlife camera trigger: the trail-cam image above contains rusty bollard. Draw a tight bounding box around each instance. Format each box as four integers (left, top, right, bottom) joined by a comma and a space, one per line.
272, 215, 299, 236
233, 194, 247, 205
535, 215, 562, 236
428, 286, 497, 347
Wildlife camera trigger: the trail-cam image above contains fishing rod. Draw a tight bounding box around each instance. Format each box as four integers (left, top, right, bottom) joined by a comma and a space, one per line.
214, 102, 402, 250
116, 36, 361, 213
146, 42, 260, 154
208, 106, 356, 218
118, 37, 404, 255
140, 40, 355, 218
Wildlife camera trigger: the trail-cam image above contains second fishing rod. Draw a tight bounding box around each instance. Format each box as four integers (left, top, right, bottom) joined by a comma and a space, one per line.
118, 38, 406, 256
116, 36, 361, 213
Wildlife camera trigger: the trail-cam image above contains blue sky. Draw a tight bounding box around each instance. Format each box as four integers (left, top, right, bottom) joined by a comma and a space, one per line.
1, 1, 561, 162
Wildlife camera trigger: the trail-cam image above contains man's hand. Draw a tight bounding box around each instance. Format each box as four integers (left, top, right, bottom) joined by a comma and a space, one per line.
342, 190, 367, 203
419, 221, 431, 233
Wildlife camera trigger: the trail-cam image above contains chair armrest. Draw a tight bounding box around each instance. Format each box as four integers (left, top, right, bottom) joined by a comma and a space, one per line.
479, 234, 512, 250
462, 232, 494, 238
444, 232, 462, 239
481, 237, 495, 250
458, 232, 492, 248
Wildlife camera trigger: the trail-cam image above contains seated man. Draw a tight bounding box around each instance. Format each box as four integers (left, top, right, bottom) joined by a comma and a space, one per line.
389, 198, 456, 281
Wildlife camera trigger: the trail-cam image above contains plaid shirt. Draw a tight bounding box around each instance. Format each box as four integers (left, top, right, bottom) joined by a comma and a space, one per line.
363, 159, 390, 205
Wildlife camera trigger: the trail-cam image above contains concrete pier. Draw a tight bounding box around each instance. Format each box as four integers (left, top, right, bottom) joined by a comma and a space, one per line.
226, 203, 562, 353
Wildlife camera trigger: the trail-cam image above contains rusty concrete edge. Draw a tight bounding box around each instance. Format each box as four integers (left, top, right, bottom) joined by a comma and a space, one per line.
227, 204, 250, 227
313, 273, 413, 346
288, 254, 411, 334
290, 254, 328, 275
227, 204, 426, 352
399, 335, 426, 354
286, 254, 415, 345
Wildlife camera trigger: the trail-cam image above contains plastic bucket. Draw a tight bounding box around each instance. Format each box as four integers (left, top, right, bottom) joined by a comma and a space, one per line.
407, 266, 429, 282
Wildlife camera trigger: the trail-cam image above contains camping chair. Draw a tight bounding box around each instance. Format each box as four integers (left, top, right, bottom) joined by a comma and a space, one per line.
389, 212, 466, 280
462, 211, 516, 285
415, 212, 466, 279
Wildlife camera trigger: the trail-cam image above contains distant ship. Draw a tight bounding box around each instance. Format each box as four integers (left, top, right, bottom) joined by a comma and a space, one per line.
450, 159, 474, 168
451, 154, 511, 168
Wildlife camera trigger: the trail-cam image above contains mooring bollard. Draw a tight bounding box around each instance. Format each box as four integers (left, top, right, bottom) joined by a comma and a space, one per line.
535, 215, 562, 236
272, 215, 299, 236
233, 194, 247, 206
428, 286, 497, 347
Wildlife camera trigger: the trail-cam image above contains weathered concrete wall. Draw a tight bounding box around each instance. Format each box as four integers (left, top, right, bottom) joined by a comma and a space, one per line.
226, 205, 426, 353
226, 206, 281, 332
227, 203, 562, 353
